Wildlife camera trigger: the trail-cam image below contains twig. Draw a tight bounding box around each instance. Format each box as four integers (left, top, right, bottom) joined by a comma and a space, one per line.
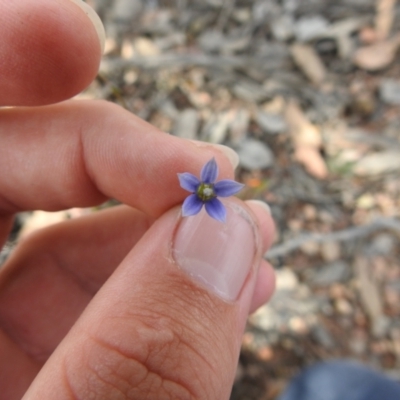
265, 217, 400, 259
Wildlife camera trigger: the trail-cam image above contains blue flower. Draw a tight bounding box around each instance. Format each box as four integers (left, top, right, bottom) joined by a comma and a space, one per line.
178, 157, 244, 223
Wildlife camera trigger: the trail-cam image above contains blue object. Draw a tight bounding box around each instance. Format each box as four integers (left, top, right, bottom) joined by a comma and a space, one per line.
278, 360, 400, 400
178, 158, 244, 223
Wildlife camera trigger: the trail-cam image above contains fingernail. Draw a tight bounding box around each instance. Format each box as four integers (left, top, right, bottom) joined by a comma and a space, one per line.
173, 199, 258, 301
190, 141, 240, 170
246, 200, 271, 215
68, 0, 105, 54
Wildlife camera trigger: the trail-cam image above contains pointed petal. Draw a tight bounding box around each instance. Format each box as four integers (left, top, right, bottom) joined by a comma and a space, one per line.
200, 157, 218, 183
182, 194, 203, 217
205, 198, 226, 223
214, 179, 245, 197
178, 173, 200, 193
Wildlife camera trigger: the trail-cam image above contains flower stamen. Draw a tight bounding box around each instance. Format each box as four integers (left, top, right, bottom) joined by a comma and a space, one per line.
196, 183, 215, 201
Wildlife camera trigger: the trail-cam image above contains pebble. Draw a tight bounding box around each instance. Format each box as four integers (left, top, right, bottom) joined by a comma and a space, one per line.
172, 109, 199, 139
354, 151, 400, 176
372, 315, 391, 338
311, 324, 335, 349
256, 111, 287, 135
335, 298, 353, 315
271, 14, 294, 41
370, 233, 397, 255
133, 37, 160, 56
320, 241, 341, 262
294, 15, 329, 42
300, 240, 320, 256
311, 261, 351, 286
379, 79, 400, 105
198, 30, 225, 53
112, 0, 143, 24
236, 139, 275, 170
276, 267, 299, 291
349, 330, 368, 355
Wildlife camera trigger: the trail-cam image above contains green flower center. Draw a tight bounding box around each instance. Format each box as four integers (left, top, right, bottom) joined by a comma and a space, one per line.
196, 183, 216, 202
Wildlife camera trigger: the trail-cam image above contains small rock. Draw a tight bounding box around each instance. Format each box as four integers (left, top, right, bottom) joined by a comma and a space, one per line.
379, 79, 400, 105
311, 323, 335, 349
354, 151, 400, 176
288, 316, 309, 334
276, 267, 299, 291
300, 240, 320, 256
172, 109, 199, 140
370, 233, 397, 255
271, 14, 294, 41
236, 139, 274, 170
112, 0, 143, 24
294, 15, 329, 42
154, 32, 186, 50
320, 241, 341, 262
335, 298, 353, 315
311, 261, 350, 286
133, 37, 160, 56
198, 30, 225, 53
349, 330, 368, 355
256, 112, 286, 135
372, 315, 391, 338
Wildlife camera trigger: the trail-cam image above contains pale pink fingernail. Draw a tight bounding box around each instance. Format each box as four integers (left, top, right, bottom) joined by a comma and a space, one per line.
173, 199, 258, 301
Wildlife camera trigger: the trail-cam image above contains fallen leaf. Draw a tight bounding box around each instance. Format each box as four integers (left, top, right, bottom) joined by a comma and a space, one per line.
353, 33, 400, 71
294, 146, 329, 179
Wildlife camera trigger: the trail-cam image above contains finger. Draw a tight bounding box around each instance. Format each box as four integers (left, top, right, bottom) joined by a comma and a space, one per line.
0, 206, 153, 363
0, 101, 237, 216
0, 330, 40, 400
245, 200, 276, 313
249, 260, 276, 313
23, 198, 274, 400
0, 0, 104, 106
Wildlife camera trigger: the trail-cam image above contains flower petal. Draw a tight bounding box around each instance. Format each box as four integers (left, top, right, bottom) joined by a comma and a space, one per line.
200, 157, 218, 184
205, 198, 226, 223
182, 194, 203, 217
178, 173, 200, 193
214, 179, 245, 197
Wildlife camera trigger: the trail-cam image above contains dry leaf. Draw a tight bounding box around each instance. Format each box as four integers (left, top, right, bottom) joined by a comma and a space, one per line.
290, 43, 326, 85
375, 0, 396, 40
353, 33, 400, 71
294, 146, 329, 179
284, 101, 322, 148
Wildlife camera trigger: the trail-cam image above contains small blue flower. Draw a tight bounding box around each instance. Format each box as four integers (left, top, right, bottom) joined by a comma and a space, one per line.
178, 158, 244, 223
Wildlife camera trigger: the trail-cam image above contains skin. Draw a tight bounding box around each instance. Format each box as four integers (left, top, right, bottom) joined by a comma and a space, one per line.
0, 1, 276, 399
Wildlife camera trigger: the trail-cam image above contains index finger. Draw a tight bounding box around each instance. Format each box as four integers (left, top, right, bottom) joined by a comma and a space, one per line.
0, 0, 103, 106
0, 100, 237, 216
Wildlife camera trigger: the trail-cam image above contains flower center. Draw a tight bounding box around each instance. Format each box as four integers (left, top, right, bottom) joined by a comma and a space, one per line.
196, 183, 216, 202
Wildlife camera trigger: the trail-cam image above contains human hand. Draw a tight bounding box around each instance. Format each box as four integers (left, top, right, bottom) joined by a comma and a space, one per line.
0, 1, 276, 399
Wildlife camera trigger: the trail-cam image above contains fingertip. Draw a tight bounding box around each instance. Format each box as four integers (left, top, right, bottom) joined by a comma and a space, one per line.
68, 0, 105, 54
245, 199, 275, 252
0, 0, 103, 106
249, 260, 276, 313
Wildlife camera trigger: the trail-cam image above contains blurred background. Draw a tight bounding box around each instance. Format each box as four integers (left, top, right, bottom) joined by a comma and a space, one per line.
4, 0, 400, 398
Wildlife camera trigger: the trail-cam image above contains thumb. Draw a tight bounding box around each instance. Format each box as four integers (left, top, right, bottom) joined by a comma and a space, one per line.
23, 198, 275, 400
